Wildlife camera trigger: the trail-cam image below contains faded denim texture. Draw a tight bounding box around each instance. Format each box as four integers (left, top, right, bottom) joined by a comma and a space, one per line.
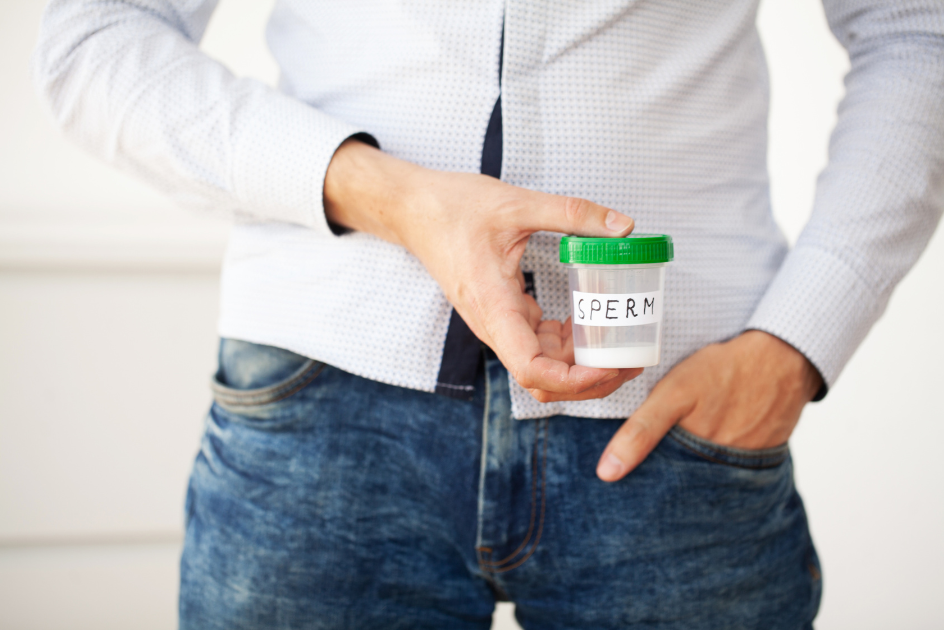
180, 339, 822, 629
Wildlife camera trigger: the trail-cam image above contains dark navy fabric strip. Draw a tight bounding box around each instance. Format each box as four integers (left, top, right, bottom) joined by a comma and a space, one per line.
480, 23, 503, 180
480, 96, 503, 179
435, 23, 504, 401
434, 308, 483, 400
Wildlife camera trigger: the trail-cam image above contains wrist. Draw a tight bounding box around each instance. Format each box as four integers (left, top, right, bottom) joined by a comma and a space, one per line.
323, 138, 422, 245
741, 330, 823, 401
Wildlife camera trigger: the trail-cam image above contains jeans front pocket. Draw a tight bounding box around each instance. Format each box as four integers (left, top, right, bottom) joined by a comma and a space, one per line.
649, 424, 818, 629
210, 338, 325, 426
666, 425, 790, 470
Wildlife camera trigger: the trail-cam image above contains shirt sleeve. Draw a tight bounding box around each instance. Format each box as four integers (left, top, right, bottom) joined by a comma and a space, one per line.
31, 0, 376, 234
746, 0, 944, 392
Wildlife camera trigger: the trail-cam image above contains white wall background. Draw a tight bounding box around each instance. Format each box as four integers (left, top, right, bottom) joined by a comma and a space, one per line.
1, 0, 942, 628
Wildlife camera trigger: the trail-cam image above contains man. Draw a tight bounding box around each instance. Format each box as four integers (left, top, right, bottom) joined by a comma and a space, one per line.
34, 1, 943, 628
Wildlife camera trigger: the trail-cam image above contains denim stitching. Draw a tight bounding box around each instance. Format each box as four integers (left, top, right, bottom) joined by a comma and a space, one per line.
480, 418, 548, 574
211, 362, 325, 408
487, 419, 548, 573
667, 428, 788, 470
478, 418, 540, 567
669, 426, 788, 459
435, 382, 475, 391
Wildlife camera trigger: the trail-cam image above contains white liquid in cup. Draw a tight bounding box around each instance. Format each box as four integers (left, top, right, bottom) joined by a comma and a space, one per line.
574, 345, 660, 369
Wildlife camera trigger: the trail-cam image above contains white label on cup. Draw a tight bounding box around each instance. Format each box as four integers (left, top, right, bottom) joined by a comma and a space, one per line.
572, 290, 662, 327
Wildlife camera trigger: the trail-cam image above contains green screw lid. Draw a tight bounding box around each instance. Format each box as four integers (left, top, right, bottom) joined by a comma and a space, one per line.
559, 234, 674, 265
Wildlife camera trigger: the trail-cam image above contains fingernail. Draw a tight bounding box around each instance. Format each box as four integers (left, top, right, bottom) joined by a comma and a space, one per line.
597, 452, 626, 481
605, 211, 633, 234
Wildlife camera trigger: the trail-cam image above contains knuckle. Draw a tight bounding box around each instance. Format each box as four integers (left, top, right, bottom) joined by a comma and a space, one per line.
620, 417, 654, 448
513, 368, 534, 390
562, 196, 593, 228
495, 193, 527, 226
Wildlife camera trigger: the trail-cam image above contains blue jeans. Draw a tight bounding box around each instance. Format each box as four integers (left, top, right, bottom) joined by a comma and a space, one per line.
180, 339, 821, 629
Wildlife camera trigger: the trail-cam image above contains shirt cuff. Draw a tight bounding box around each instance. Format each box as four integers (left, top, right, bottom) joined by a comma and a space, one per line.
231, 86, 378, 237
745, 244, 883, 394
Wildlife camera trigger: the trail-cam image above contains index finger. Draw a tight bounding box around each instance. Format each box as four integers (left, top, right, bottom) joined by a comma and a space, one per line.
596, 378, 695, 481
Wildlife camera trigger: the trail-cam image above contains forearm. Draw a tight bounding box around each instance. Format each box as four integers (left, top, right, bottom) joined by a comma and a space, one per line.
323, 139, 423, 246
742, 331, 823, 404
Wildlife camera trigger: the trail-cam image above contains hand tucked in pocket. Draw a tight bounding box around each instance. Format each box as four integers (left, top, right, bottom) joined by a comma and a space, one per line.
596, 330, 824, 482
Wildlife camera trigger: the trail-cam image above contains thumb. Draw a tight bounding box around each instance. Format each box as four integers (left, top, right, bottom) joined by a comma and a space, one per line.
522, 192, 634, 238
596, 383, 693, 482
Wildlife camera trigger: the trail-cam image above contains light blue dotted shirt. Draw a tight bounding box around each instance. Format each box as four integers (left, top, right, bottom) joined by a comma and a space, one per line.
33, 0, 944, 419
